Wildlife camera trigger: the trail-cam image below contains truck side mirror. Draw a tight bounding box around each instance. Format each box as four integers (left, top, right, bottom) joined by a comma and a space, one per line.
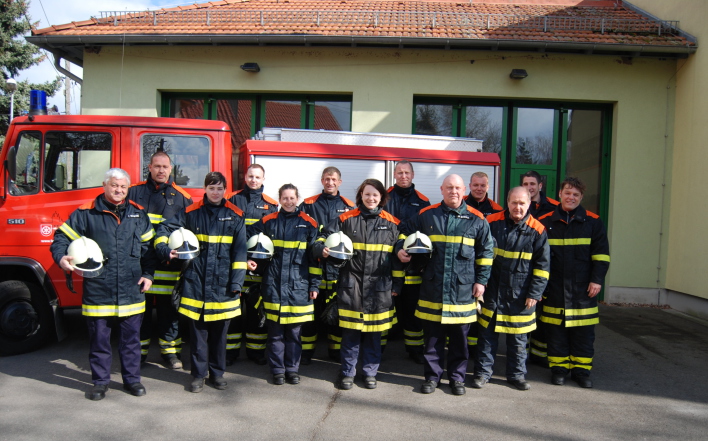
54, 164, 65, 189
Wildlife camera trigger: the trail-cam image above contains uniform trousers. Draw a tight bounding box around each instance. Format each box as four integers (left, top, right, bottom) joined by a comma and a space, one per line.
475, 313, 528, 381
422, 321, 470, 383
86, 314, 142, 385
300, 286, 334, 360
396, 283, 424, 355
140, 294, 181, 360
266, 321, 303, 374
189, 316, 230, 379
546, 323, 595, 377
340, 328, 382, 377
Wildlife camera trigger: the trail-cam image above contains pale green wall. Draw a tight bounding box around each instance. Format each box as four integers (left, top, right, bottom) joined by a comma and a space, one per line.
81, 45, 677, 293
629, 0, 707, 300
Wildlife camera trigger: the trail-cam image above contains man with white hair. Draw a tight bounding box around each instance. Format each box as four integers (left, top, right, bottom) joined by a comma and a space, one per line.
51, 168, 156, 401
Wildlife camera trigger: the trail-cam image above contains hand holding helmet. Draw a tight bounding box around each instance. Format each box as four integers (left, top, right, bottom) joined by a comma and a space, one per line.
322, 231, 354, 268
168, 227, 200, 260
64, 236, 105, 278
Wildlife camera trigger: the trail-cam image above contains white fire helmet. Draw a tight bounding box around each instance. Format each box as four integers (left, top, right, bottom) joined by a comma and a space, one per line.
247, 233, 275, 260
324, 231, 354, 267
403, 231, 433, 254
168, 227, 200, 260
67, 236, 105, 278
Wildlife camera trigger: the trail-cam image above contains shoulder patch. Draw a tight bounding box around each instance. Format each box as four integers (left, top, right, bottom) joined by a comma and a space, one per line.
380, 210, 400, 225
170, 182, 192, 200
386, 186, 394, 193
299, 211, 319, 229
303, 194, 320, 204
128, 200, 145, 211
262, 211, 279, 223
465, 205, 485, 219
225, 201, 244, 216
78, 200, 95, 210
340, 195, 356, 207
490, 199, 503, 211
186, 199, 205, 213
339, 208, 361, 222
547, 197, 560, 205
585, 210, 600, 219
526, 216, 546, 235
537, 211, 553, 221
262, 193, 278, 205
130, 181, 147, 188
414, 190, 430, 202
419, 203, 440, 215
486, 211, 506, 223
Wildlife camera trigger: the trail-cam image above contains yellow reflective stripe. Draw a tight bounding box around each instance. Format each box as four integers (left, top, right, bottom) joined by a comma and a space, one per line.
141, 228, 156, 242
442, 303, 475, 313
415, 310, 440, 321
543, 305, 564, 314
418, 300, 443, 310
592, 254, 610, 262
429, 235, 475, 246
533, 269, 550, 279
494, 248, 532, 260
540, 316, 563, 325
441, 315, 476, 324
570, 364, 592, 370
154, 236, 168, 246
570, 355, 593, 364
566, 318, 599, 327
352, 243, 393, 252
547, 238, 591, 246
205, 299, 240, 310
180, 297, 204, 308
310, 267, 323, 275
566, 307, 598, 315
272, 240, 307, 249
398, 234, 406, 240
178, 307, 201, 320
392, 270, 405, 278
316, 237, 326, 243
59, 223, 81, 240
148, 213, 164, 224
280, 304, 315, 313
232, 261, 247, 270
82, 301, 145, 317
159, 338, 182, 346
279, 315, 314, 324
339, 309, 361, 319
404, 276, 422, 284
496, 323, 536, 334
497, 312, 535, 323
196, 234, 233, 243
478, 316, 490, 328
363, 310, 395, 321
204, 309, 241, 321
153, 271, 179, 281
339, 321, 363, 330
475, 258, 493, 266
245, 218, 258, 226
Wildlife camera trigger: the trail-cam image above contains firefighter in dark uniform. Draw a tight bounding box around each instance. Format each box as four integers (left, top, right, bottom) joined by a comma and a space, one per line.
538, 177, 609, 388
471, 187, 550, 391
155, 172, 247, 393
51, 168, 155, 401
314, 179, 403, 391
383, 160, 430, 364
226, 164, 278, 365
463, 170, 502, 358
249, 184, 321, 385
128, 151, 192, 369
299, 166, 355, 363
521, 169, 560, 363
398, 174, 494, 396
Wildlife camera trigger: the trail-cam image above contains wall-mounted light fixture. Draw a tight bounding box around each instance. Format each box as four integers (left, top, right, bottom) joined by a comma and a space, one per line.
240, 63, 261, 73
509, 69, 528, 80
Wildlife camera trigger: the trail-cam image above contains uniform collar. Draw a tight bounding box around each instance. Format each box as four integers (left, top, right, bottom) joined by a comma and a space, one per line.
393, 183, 415, 197
147, 175, 172, 192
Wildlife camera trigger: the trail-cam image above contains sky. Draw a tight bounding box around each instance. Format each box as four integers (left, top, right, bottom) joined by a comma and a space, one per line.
19, 0, 184, 113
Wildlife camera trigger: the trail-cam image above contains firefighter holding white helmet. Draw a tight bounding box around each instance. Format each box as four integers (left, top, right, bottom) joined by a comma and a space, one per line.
313, 178, 403, 391
51, 168, 156, 401
155, 172, 247, 393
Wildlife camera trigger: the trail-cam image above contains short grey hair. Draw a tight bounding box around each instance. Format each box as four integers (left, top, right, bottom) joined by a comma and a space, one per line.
104, 168, 131, 185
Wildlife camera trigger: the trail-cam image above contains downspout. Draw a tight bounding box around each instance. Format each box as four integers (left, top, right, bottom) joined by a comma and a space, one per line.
54, 55, 83, 85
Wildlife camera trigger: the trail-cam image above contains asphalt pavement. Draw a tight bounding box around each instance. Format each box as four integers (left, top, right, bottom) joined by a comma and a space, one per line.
1, 304, 707, 440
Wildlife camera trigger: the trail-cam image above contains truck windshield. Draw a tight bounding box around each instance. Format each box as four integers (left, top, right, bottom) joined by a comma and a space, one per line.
43, 132, 112, 192
140, 134, 210, 188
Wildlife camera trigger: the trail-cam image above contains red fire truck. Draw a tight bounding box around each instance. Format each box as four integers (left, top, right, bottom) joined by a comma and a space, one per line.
0, 117, 499, 355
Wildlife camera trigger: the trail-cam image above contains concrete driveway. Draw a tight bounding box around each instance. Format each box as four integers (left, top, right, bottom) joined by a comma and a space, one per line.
1, 305, 706, 440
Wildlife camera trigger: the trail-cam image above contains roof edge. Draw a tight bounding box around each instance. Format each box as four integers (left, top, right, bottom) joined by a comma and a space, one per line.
622, 0, 697, 44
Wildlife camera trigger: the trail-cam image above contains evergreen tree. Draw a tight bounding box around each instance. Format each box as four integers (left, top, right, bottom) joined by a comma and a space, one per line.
1, 0, 61, 139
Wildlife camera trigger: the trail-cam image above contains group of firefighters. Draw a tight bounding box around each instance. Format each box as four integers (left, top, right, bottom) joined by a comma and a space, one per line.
50, 151, 609, 401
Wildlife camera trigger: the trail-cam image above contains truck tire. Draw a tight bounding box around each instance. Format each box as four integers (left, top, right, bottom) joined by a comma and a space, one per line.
0, 280, 54, 356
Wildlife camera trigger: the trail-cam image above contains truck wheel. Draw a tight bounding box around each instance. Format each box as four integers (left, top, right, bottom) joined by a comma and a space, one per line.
0, 280, 54, 356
